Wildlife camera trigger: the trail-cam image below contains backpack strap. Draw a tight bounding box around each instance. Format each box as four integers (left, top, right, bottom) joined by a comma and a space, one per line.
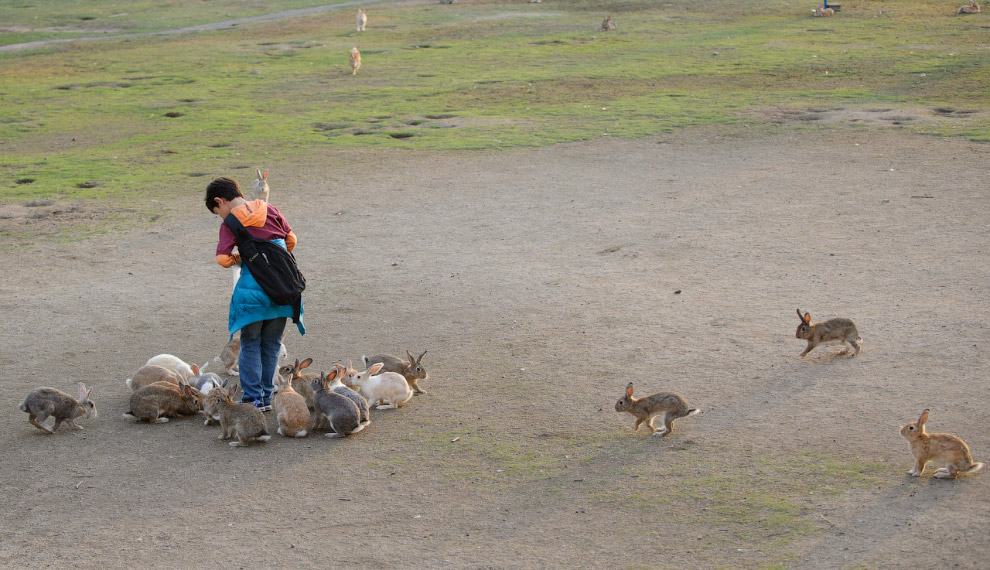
223, 213, 252, 247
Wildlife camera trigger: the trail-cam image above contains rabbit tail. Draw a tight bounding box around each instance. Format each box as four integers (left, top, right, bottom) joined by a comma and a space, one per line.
686, 408, 701, 417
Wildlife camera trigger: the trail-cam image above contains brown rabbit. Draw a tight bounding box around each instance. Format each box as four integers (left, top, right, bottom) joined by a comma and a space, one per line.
204, 385, 271, 447
600, 16, 617, 31
362, 350, 428, 394
122, 381, 204, 424
795, 309, 861, 357
273, 372, 310, 438
615, 383, 699, 437
19, 382, 97, 433
126, 364, 185, 392
279, 358, 318, 415
901, 409, 984, 478
958, 1, 981, 14
349, 47, 361, 75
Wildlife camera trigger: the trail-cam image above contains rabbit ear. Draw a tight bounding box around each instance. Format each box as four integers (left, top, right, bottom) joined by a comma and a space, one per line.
256, 169, 263, 179
796, 308, 804, 320
262, 170, 268, 180
299, 358, 313, 370
326, 368, 338, 381
803, 312, 811, 324
625, 383, 634, 398
407, 350, 416, 363
77, 382, 88, 401
417, 350, 428, 363
919, 409, 930, 426
369, 363, 384, 376
191, 364, 200, 376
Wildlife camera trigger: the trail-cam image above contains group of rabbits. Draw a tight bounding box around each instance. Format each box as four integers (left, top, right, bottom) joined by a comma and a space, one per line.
19, 347, 430, 448
613, 308, 983, 479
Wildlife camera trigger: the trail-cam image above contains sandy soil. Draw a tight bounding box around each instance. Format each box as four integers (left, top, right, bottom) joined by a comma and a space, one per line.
1, 128, 988, 569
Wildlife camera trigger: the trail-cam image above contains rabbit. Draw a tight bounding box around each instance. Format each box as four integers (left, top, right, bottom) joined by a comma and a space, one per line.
122, 380, 204, 424
350, 47, 361, 75
600, 16, 617, 31
356, 8, 367, 32
192, 370, 225, 394
795, 308, 861, 357
273, 372, 310, 438
615, 383, 700, 437
215, 337, 240, 376
126, 364, 185, 392
342, 361, 413, 410
327, 364, 370, 426
311, 369, 365, 438
19, 382, 97, 433
204, 385, 272, 446
278, 358, 318, 414
144, 354, 195, 380
252, 169, 269, 202
958, 1, 980, 14
812, 5, 835, 16
363, 350, 429, 395
901, 409, 984, 478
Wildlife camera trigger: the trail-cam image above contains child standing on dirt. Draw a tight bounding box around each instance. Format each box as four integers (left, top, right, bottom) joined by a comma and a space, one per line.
205, 176, 305, 411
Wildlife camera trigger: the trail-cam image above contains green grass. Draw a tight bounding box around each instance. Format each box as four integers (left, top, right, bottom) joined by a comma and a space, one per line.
1, 0, 988, 236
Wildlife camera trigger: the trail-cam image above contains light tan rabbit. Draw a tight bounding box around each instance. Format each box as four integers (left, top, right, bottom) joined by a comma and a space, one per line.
901, 409, 983, 478
252, 169, 269, 202
958, 1, 981, 14
813, 5, 835, 17
349, 47, 361, 75
615, 383, 700, 437
356, 8, 367, 32
273, 372, 310, 438
126, 364, 185, 391
341, 361, 413, 409
204, 385, 272, 447
123, 380, 204, 424
795, 308, 861, 357
19, 382, 97, 433
278, 357, 318, 417
600, 16, 617, 31
362, 350, 429, 394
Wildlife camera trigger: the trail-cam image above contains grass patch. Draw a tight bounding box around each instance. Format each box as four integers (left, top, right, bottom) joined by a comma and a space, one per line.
1, 0, 988, 237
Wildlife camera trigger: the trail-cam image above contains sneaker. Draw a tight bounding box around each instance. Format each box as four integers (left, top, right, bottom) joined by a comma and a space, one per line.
242, 398, 271, 411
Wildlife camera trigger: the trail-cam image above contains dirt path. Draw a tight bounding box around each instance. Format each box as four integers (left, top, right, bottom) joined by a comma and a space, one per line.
1, 129, 988, 568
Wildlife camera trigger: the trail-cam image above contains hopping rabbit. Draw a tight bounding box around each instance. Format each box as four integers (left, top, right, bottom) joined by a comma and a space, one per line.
615, 383, 699, 437
356, 8, 367, 32
20, 383, 97, 433
795, 308, 861, 357
901, 409, 983, 478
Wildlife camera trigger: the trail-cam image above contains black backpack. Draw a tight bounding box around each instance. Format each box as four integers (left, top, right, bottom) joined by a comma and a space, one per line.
224, 213, 305, 323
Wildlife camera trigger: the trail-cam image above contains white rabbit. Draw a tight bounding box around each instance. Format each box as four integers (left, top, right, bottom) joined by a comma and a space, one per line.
342, 362, 413, 410
144, 354, 195, 380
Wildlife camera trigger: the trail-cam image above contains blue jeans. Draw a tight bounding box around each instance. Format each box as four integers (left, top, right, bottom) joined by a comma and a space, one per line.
238, 317, 286, 404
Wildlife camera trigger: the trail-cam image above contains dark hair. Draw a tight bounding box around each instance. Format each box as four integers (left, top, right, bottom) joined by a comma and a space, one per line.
205, 176, 243, 213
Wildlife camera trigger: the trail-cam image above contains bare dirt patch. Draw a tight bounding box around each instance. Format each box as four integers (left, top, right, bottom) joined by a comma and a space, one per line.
1, 129, 988, 568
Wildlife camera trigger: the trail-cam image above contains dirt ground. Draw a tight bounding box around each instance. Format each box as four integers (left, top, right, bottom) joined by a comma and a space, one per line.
1, 127, 988, 569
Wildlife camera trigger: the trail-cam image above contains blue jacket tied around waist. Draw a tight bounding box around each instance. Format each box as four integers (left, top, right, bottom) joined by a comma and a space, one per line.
229, 238, 306, 338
